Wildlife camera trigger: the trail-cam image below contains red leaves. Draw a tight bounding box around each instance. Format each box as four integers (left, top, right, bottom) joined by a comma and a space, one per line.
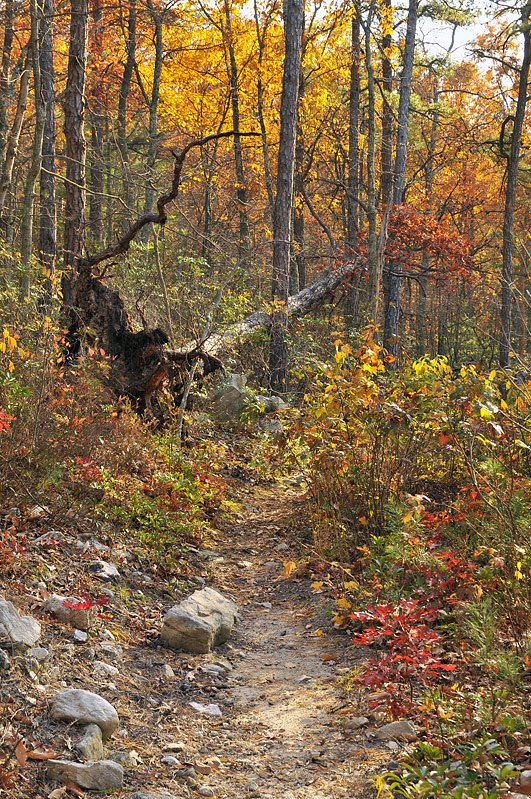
0, 409, 15, 433
63, 595, 110, 611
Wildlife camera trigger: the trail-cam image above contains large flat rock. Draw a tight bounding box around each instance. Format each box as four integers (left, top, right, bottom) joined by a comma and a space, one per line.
161, 587, 238, 654
0, 598, 41, 648
47, 759, 123, 790
50, 689, 119, 740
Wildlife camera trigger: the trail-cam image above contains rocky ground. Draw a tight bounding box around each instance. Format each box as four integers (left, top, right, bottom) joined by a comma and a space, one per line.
0, 479, 408, 799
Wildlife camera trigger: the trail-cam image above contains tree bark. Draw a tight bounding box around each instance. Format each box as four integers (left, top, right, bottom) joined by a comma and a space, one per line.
253, 0, 276, 219
117, 0, 136, 227
499, 0, 530, 367
0, 0, 15, 172
63, 0, 88, 308
88, 0, 104, 247
38, 0, 56, 286
269, 0, 304, 393
383, 0, 418, 356
0, 49, 30, 224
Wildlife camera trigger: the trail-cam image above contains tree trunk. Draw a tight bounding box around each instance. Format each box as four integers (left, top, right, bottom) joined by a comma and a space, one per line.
0, 0, 15, 171
0, 49, 30, 225
363, 1, 378, 323
499, 0, 530, 368
143, 0, 163, 220
38, 0, 56, 287
223, 0, 249, 265
269, 0, 304, 393
253, 0, 275, 219
63, 0, 88, 308
20, 0, 45, 296
383, 0, 418, 356
117, 0, 136, 228
88, 0, 104, 247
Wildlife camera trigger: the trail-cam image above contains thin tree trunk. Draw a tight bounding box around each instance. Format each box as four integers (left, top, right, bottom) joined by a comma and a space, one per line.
383, 0, 418, 356
0, 49, 30, 225
38, 0, 56, 288
63, 0, 88, 308
499, 0, 530, 367
20, 0, 45, 296
0, 0, 15, 171
363, 2, 378, 322
117, 0, 136, 228
253, 0, 275, 219
143, 0, 163, 220
223, 0, 249, 264
292, 66, 305, 294
269, 0, 304, 393
88, 0, 104, 246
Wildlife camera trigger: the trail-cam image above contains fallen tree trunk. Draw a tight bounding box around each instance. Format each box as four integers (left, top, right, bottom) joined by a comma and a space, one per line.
65, 135, 364, 415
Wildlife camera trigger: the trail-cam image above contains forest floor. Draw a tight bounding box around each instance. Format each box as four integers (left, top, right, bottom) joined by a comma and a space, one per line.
2, 474, 398, 799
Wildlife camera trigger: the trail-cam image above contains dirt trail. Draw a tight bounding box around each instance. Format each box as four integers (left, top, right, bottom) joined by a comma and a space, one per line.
153, 483, 385, 799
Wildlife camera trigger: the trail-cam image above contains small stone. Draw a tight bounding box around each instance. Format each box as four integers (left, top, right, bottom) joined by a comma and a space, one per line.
89, 560, 120, 581
0, 650, 10, 670
194, 762, 212, 775
163, 742, 186, 753
519, 772, 531, 796
386, 740, 400, 750
161, 664, 175, 681
73, 629, 88, 643
99, 642, 123, 661
43, 594, 93, 630
346, 716, 369, 730
189, 702, 222, 718
94, 660, 119, 677
375, 720, 417, 741
100, 628, 115, 640
198, 788, 215, 797
161, 755, 181, 766
27, 646, 49, 661
76, 724, 104, 761
246, 781, 259, 793
0, 598, 41, 648
275, 542, 289, 552
47, 759, 123, 790
110, 749, 140, 767
50, 689, 119, 740
28, 505, 47, 519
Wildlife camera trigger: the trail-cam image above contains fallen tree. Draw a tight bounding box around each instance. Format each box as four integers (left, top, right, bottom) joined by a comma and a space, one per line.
64, 134, 364, 415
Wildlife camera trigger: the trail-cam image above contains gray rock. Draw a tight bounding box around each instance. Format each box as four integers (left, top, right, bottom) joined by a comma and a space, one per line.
73, 629, 88, 643
161, 755, 181, 766
519, 771, 531, 792
94, 660, 119, 677
47, 759, 123, 790
76, 724, 104, 761
43, 594, 93, 630
163, 742, 186, 753
27, 646, 49, 661
0, 650, 10, 670
89, 560, 120, 581
189, 702, 222, 718
346, 716, 369, 730
110, 749, 140, 767
161, 587, 238, 654
50, 689, 119, 740
0, 598, 41, 648
199, 788, 215, 797
212, 374, 248, 420
99, 642, 123, 661
126, 794, 176, 799
161, 664, 175, 681
375, 720, 417, 741
256, 394, 288, 413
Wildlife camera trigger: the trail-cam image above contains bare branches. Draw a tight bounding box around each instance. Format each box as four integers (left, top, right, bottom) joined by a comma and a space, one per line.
78, 130, 259, 272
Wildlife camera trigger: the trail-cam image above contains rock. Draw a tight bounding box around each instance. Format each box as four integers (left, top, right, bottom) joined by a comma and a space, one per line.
199, 788, 215, 797
28, 505, 47, 519
161, 755, 180, 766
73, 629, 88, 643
161, 664, 175, 681
256, 394, 288, 413
346, 717, 369, 730
0, 650, 10, 670
189, 702, 222, 718
375, 720, 417, 741
387, 740, 400, 750
212, 374, 248, 420
89, 560, 120, 581
27, 646, 49, 661
126, 794, 176, 799
47, 759, 124, 790
110, 750, 140, 767
519, 772, 531, 796
94, 660, 119, 677
76, 724, 104, 761
161, 587, 238, 654
194, 761, 212, 775
0, 598, 41, 648
50, 689, 119, 740
43, 594, 93, 630
99, 642, 123, 661
163, 742, 186, 753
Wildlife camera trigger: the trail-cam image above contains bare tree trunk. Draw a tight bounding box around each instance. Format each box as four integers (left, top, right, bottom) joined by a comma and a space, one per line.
117, 0, 136, 228
223, 0, 249, 264
499, 0, 530, 367
292, 66, 306, 294
0, 0, 15, 171
363, 1, 378, 321
88, 0, 104, 246
383, 0, 418, 356
38, 0, 56, 287
63, 0, 88, 308
20, 0, 45, 296
0, 49, 30, 225
253, 0, 275, 219
269, 0, 304, 393
380, 0, 393, 209
143, 0, 163, 219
